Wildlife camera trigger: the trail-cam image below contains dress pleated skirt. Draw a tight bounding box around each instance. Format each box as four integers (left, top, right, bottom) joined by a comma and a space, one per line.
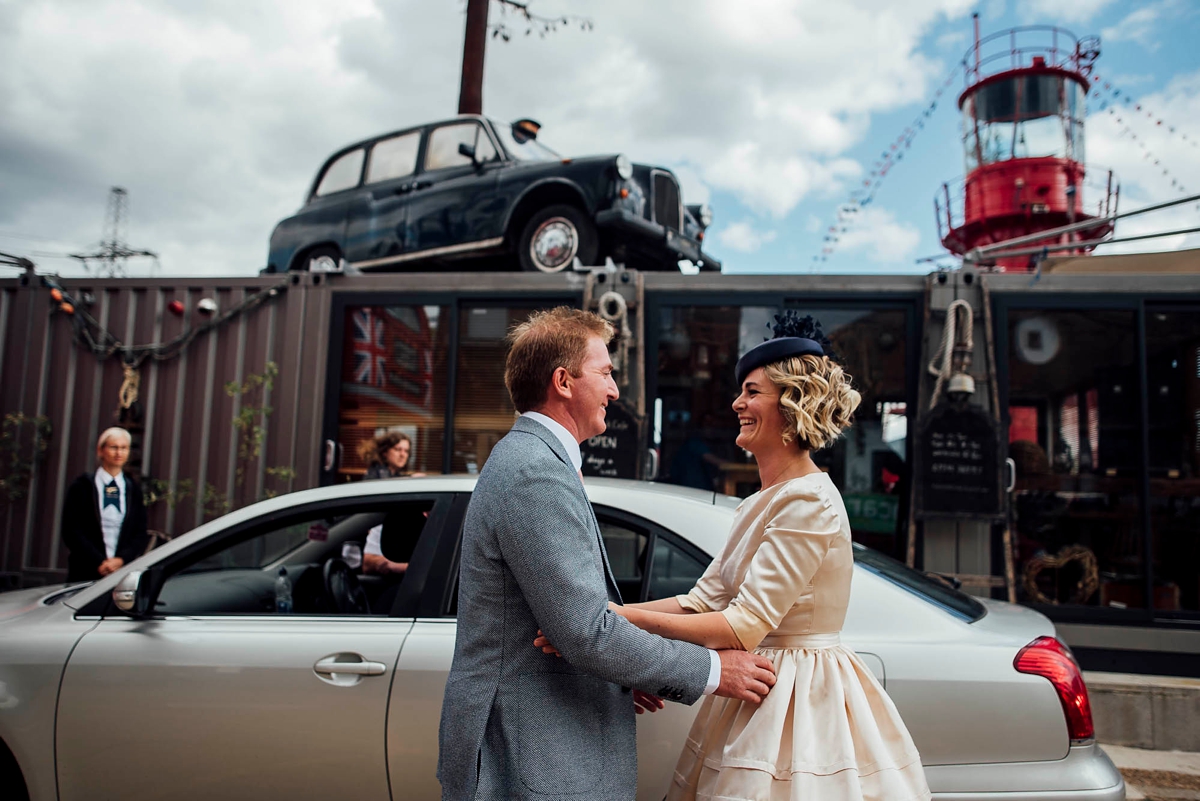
668, 636, 931, 801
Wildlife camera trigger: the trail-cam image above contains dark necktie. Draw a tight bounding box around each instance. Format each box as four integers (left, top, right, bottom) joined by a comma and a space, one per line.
103, 481, 121, 512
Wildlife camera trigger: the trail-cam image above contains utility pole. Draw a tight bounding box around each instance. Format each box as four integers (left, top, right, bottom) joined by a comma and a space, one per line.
458, 0, 489, 115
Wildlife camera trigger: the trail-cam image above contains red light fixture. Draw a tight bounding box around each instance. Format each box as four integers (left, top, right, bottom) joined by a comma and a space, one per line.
167, 300, 185, 316
1014, 636, 1094, 742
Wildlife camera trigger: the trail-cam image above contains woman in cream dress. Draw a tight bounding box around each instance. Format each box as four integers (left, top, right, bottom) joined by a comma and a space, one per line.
609, 322, 931, 800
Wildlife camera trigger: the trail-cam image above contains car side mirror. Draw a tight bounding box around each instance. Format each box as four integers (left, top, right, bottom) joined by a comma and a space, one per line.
112, 568, 163, 618
457, 142, 479, 166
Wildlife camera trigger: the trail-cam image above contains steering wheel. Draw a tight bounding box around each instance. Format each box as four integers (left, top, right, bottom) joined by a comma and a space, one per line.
322, 558, 371, 615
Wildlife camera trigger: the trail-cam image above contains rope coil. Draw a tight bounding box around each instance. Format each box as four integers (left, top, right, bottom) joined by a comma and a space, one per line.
928, 298, 974, 402
118, 364, 140, 410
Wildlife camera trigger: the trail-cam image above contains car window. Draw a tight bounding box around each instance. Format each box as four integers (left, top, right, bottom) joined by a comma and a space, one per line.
315, 148, 365, 196
366, 132, 420, 184
599, 519, 649, 604
852, 543, 988, 622
647, 533, 708, 602
425, 122, 496, 171
154, 500, 439, 617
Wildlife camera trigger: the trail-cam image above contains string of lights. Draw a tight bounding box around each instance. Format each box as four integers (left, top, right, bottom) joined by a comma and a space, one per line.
1103, 107, 1190, 194
813, 66, 960, 265
41, 274, 291, 368
1089, 73, 1199, 149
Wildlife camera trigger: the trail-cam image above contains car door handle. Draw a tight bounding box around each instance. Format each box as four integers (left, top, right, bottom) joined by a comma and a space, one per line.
391, 183, 413, 196
314, 656, 387, 676
410, 179, 432, 191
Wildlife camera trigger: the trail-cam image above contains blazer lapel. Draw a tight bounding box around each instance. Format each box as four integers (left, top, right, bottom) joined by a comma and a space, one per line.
512, 416, 622, 601
89, 478, 102, 527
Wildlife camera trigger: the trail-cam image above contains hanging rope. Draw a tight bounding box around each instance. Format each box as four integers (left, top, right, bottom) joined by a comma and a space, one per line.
118, 364, 140, 410
928, 299, 973, 403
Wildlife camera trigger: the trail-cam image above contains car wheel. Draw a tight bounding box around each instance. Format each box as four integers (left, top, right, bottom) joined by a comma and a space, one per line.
518, 205, 597, 273
301, 246, 342, 273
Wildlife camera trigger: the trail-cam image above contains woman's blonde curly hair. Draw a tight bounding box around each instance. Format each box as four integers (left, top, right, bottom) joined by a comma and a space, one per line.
762, 354, 861, 451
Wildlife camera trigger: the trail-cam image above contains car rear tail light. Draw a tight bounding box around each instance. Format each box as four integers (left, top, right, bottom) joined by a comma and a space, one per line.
1014, 636, 1094, 742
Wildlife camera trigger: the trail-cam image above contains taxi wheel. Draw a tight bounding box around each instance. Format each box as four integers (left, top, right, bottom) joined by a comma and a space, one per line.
302, 246, 342, 273
518, 205, 597, 273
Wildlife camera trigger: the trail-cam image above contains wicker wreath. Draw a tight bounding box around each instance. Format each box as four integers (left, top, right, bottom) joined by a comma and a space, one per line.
1022, 544, 1099, 605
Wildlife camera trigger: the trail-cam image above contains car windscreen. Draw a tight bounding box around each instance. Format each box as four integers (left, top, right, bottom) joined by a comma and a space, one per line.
491, 120, 560, 162
852, 542, 987, 623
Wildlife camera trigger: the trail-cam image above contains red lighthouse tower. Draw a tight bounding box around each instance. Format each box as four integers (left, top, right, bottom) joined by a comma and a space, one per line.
935, 20, 1118, 271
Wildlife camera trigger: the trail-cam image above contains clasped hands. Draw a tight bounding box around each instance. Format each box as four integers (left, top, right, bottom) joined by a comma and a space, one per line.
97, 557, 124, 577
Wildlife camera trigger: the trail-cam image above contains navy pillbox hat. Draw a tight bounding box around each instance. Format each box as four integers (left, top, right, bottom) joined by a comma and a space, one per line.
735, 337, 824, 386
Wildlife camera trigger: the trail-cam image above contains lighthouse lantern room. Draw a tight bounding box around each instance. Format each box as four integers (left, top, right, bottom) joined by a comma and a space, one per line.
935, 21, 1118, 271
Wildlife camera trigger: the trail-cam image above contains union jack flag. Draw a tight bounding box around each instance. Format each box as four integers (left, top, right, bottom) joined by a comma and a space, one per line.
351, 309, 388, 388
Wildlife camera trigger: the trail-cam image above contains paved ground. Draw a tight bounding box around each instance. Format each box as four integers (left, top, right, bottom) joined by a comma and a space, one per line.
1103, 745, 1200, 800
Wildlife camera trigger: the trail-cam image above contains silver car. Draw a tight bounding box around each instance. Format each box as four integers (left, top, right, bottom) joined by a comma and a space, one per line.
0, 477, 1124, 800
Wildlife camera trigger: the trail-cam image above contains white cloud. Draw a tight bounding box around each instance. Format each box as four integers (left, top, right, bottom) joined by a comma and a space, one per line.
1086, 69, 1200, 254
1101, 0, 1180, 50
832, 207, 921, 263
936, 30, 968, 50
714, 219, 778, 253
1017, 0, 1118, 24
0, 0, 975, 275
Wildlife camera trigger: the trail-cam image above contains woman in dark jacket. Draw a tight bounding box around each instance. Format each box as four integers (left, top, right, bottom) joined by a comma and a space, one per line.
61, 427, 149, 583
358, 431, 424, 479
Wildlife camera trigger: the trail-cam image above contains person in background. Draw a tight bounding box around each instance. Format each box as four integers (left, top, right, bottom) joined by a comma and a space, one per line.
358, 430, 425, 575
358, 431, 425, 480
61, 427, 149, 583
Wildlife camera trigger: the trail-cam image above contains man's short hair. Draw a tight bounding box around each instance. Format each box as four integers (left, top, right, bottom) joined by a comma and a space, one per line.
505, 307, 614, 413
96, 427, 132, 451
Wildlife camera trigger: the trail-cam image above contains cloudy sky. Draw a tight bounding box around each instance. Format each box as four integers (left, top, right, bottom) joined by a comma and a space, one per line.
1, 0, 1197, 277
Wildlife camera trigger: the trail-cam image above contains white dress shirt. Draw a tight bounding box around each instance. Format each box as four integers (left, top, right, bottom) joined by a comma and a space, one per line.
365, 524, 384, 556
520, 411, 721, 695
93, 467, 126, 559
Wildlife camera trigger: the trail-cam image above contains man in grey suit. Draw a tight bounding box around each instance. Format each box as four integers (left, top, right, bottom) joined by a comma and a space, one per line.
438, 307, 776, 800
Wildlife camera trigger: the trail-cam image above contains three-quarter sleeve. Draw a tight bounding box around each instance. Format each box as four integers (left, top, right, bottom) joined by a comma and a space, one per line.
721, 485, 842, 650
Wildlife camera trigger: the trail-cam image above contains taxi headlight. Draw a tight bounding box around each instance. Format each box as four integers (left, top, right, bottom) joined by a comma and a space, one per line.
615, 154, 633, 181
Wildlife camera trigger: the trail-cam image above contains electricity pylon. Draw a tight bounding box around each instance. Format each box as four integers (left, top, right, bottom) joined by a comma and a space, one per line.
70, 187, 159, 276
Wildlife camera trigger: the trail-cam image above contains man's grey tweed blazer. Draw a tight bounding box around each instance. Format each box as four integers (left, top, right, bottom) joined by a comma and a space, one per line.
438, 415, 711, 800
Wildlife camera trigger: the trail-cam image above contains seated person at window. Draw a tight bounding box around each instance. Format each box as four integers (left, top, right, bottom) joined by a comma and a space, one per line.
362, 505, 429, 576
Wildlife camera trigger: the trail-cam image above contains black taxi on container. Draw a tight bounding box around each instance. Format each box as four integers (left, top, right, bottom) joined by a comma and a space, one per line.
265, 116, 719, 274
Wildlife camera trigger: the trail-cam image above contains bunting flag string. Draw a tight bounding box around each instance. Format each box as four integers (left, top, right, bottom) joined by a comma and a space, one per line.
812, 65, 960, 266
1103, 107, 1189, 195
1089, 73, 1199, 149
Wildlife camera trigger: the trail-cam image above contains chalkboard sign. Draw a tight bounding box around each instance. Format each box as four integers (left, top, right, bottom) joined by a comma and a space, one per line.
581, 400, 640, 479
918, 404, 1001, 517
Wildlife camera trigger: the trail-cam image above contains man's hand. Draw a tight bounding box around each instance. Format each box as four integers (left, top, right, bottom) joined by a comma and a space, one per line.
714, 650, 776, 705
97, 557, 124, 577
633, 690, 663, 715
534, 629, 561, 657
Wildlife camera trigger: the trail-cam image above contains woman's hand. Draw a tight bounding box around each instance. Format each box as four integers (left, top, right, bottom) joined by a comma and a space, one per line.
534, 629, 561, 657
633, 690, 664, 715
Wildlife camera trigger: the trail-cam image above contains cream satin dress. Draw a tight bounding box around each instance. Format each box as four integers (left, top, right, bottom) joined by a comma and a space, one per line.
669, 473, 931, 801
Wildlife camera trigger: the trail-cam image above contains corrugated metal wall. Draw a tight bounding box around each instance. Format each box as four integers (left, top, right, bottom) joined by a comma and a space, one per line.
0, 271, 331, 587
